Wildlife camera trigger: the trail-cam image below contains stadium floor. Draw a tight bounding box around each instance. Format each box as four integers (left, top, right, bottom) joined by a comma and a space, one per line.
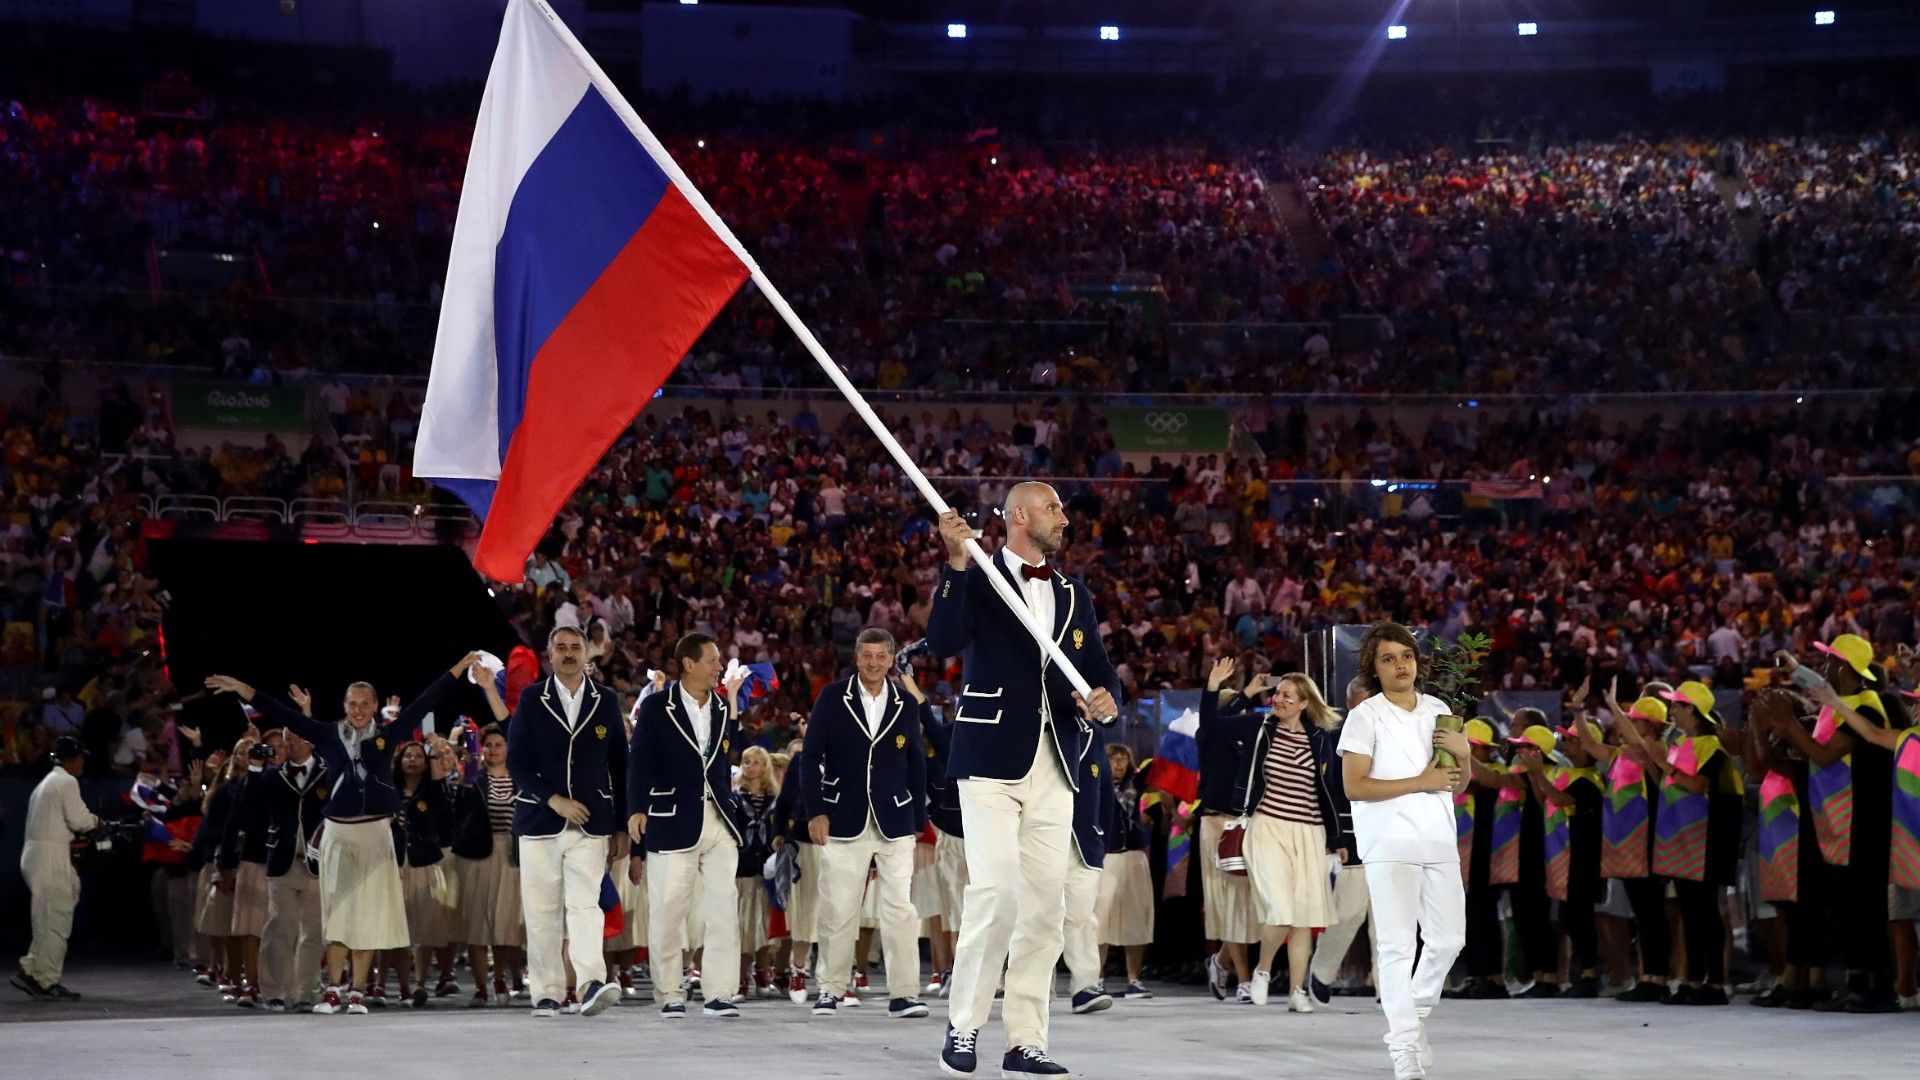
1, 964, 1911, 1078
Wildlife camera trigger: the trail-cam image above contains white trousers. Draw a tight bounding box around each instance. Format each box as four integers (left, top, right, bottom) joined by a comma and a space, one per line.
261, 866, 324, 1004
1365, 860, 1466, 1052
1310, 862, 1378, 984
817, 820, 918, 998
646, 802, 740, 1005
948, 752, 1073, 1051
19, 842, 79, 987
519, 827, 611, 1002
1061, 861, 1102, 991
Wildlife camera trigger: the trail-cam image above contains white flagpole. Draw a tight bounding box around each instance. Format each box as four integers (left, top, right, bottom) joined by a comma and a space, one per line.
522, 0, 1111, 719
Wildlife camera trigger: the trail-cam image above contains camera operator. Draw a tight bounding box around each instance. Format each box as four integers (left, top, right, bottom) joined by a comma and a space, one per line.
13, 737, 100, 1000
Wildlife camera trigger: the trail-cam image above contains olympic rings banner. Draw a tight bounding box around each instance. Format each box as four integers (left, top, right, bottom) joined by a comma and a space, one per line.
1109, 407, 1230, 452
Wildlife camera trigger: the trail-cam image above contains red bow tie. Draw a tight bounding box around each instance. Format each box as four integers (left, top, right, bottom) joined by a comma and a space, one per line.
1020, 563, 1052, 582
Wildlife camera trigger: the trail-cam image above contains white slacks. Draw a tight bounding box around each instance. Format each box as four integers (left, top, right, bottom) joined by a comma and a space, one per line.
519, 827, 611, 1002
19, 841, 79, 987
817, 820, 918, 998
1061, 860, 1102, 991
948, 751, 1073, 1051
646, 802, 740, 1005
1310, 862, 1378, 984
1365, 860, 1466, 1052
261, 865, 324, 1004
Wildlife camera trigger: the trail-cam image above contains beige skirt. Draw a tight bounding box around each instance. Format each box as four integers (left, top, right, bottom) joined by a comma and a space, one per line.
318, 818, 408, 950
401, 862, 454, 949
1096, 850, 1155, 946
911, 840, 942, 920
787, 843, 821, 942
934, 830, 968, 933
1246, 815, 1334, 930
607, 854, 648, 951
230, 862, 270, 938
737, 876, 769, 953
195, 865, 233, 938
455, 835, 525, 948
1200, 814, 1259, 943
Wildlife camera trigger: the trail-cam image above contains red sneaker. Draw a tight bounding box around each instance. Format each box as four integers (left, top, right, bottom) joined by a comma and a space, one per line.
314, 987, 344, 1015
855, 971, 871, 995
754, 968, 773, 997
469, 988, 490, 1009
235, 985, 260, 1008
365, 985, 388, 1008
493, 975, 509, 1000
788, 968, 809, 1004
346, 990, 369, 1015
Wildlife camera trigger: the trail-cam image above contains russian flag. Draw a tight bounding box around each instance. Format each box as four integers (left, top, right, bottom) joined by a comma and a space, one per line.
416, 0, 750, 582
1143, 706, 1201, 804
599, 871, 624, 940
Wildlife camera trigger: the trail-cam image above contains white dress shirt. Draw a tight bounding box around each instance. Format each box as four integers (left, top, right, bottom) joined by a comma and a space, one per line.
680, 684, 715, 754
555, 675, 587, 731
1001, 547, 1055, 634
855, 679, 889, 738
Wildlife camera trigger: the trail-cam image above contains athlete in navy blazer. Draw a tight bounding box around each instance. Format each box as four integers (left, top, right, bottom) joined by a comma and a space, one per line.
506, 674, 629, 839
624, 679, 745, 854
1068, 722, 1114, 871
801, 674, 929, 840
924, 525, 1123, 791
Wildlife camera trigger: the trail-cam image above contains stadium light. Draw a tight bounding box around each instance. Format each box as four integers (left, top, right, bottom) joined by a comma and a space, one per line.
947, 23, 967, 39
1517, 22, 1538, 36
1814, 10, 1835, 25
679, 0, 698, 6
1387, 25, 1407, 40
1099, 25, 1120, 41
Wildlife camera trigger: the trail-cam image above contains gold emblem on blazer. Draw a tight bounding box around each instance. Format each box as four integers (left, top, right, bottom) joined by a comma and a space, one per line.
595, 724, 608, 740
1072, 629, 1085, 650
374, 737, 386, 751
315, 787, 328, 800
416, 799, 428, 812
895, 734, 907, 750
1090, 763, 1100, 778
722, 739, 731, 753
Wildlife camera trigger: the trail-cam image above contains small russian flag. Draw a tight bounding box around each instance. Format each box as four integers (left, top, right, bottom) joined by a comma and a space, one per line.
417, 0, 750, 582
599, 871, 624, 940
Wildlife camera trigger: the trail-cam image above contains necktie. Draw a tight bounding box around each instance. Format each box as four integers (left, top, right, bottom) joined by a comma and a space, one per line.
1020, 563, 1051, 582
288, 765, 306, 780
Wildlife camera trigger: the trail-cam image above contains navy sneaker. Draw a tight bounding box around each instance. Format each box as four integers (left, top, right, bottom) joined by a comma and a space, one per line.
11, 969, 48, 999
812, 992, 838, 1016
1001, 1046, 1070, 1076
1309, 973, 1333, 1007
579, 980, 619, 1017
889, 997, 929, 1018
660, 1001, 686, 1019
702, 998, 740, 1018
1069, 987, 1112, 1014
531, 998, 560, 1018
1123, 981, 1153, 1000
940, 1024, 979, 1076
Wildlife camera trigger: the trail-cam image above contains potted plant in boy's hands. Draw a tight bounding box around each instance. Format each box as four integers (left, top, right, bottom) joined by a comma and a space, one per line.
1425, 631, 1493, 768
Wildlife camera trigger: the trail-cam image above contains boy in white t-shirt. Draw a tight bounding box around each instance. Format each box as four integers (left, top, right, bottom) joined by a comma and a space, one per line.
1336, 623, 1469, 1080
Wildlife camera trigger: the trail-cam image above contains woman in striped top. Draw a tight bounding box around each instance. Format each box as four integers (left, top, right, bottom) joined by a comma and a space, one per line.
449, 676, 527, 1007
1233, 672, 1340, 1012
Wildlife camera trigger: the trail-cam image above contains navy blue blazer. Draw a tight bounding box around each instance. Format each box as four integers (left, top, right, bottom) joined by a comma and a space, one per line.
922, 711, 964, 837
255, 673, 461, 820
773, 746, 816, 846
925, 554, 1123, 787
506, 676, 629, 839
257, 759, 331, 877
625, 681, 744, 854
1196, 686, 1263, 815
393, 777, 452, 866
215, 769, 272, 872
1104, 773, 1151, 856
1070, 721, 1113, 869
801, 677, 929, 841
447, 778, 493, 860
188, 781, 235, 872
1217, 705, 1339, 855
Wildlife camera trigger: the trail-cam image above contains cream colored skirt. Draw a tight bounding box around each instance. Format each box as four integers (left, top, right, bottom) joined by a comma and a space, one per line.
230, 862, 270, 938
1200, 814, 1258, 943
318, 818, 408, 950
934, 830, 968, 933
1246, 815, 1334, 930
401, 862, 454, 949
737, 876, 769, 953
911, 839, 942, 919
1096, 850, 1155, 946
455, 835, 525, 948
787, 843, 821, 942
195, 864, 233, 937
607, 854, 648, 951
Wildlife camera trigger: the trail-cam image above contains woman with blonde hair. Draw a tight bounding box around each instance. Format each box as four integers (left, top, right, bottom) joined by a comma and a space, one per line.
1229, 671, 1340, 1012
194, 738, 253, 1001
734, 745, 780, 1001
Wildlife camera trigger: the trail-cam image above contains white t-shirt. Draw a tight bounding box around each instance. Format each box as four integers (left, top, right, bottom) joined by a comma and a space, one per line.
1336, 692, 1456, 865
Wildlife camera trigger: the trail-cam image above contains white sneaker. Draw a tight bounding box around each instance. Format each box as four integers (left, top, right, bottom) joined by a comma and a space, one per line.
1234, 981, 1254, 1004
1288, 988, 1313, 1013
1900, 993, 1920, 1011
1248, 971, 1271, 1006
1391, 1047, 1427, 1079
